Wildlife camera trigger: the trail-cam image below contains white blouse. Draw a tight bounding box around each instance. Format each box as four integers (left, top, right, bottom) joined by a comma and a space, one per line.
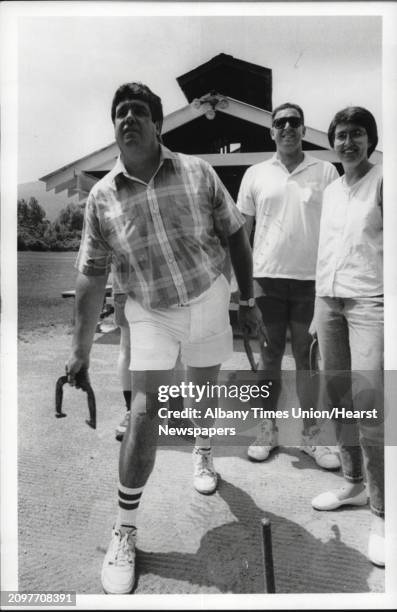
316, 164, 383, 298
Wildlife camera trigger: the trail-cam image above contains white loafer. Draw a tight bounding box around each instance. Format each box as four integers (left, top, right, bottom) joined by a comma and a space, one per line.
368, 532, 385, 567
312, 488, 368, 511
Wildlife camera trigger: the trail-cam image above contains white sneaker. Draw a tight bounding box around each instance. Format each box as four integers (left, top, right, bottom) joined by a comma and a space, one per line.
101, 526, 137, 594
247, 420, 278, 462
115, 411, 130, 441
301, 426, 341, 470
193, 447, 218, 494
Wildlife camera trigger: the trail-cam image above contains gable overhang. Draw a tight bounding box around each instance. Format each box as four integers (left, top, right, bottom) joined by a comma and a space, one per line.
40, 93, 383, 196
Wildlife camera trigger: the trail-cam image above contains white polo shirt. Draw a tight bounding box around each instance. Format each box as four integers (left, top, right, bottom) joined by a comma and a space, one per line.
316, 164, 383, 298
237, 153, 339, 280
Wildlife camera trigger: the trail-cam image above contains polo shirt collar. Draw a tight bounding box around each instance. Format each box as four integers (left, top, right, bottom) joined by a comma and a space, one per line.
270, 152, 318, 174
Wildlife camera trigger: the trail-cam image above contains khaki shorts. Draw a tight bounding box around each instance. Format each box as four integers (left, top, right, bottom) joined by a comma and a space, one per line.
125, 274, 233, 370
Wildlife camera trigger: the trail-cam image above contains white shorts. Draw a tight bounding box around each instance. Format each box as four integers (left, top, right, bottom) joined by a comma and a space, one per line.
125, 274, 233, 370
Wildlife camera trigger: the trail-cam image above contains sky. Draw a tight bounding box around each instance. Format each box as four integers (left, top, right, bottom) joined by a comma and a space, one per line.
8, 3, 389, 184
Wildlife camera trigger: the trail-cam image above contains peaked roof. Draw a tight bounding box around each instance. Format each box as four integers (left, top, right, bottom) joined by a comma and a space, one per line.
177, 53, 272, 111
39, 51, 382, 200
40, 93, 382, 199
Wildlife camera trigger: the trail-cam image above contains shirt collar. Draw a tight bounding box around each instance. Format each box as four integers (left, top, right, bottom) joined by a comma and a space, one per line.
110, 144, 176, 187
270, 152, 318, 173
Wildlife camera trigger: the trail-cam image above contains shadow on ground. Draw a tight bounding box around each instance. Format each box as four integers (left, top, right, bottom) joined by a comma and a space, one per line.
17, 328, 384, 595
134, 478, 373, 593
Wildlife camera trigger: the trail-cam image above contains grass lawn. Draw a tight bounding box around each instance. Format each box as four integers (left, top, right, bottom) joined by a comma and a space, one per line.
18, 251, 78, 332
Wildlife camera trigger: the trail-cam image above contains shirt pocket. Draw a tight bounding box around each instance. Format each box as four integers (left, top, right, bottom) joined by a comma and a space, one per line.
102, 208, 153, 252
167, 189, 209, 236
299, 182, 322, 207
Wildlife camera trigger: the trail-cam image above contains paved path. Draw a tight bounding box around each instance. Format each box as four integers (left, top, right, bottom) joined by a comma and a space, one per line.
17, 326, 385, 596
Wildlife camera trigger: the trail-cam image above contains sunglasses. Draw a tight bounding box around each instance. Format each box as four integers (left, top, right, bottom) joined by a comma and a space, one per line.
272, 116, 302, 129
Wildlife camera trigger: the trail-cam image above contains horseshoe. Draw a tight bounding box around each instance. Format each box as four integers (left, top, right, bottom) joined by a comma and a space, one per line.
55, 370, 96, 429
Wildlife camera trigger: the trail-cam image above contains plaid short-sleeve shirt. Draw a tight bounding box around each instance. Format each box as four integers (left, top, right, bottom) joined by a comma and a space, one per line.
76, 146, 244, 309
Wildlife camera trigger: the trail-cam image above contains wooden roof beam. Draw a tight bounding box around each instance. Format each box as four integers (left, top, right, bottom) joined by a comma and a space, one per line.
217, 97, 382, 164
197, 150, 340, 166
54, 177, 77, 194
218, 97, 330, 148
40, 144, 118, 191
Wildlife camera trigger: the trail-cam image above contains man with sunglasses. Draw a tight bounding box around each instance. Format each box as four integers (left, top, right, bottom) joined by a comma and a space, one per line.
237, 102, 341, 468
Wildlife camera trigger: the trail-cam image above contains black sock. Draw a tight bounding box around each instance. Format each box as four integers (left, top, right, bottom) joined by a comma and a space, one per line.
123, 390, 132, 411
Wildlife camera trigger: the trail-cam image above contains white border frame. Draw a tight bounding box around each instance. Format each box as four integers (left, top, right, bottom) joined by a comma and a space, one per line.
1, 2, 396, 610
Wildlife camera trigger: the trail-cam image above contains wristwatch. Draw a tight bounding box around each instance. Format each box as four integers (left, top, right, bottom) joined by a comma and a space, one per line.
239, 298, 255, 307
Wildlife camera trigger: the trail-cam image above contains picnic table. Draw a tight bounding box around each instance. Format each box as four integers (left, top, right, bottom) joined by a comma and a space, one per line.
61, 284, 115, 331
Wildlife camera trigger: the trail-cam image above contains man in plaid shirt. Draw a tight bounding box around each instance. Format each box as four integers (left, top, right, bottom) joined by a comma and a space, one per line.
66, 82, 260, 594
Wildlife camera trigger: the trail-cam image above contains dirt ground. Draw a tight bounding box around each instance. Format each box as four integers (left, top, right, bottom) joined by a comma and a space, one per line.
14, 321, 387, 606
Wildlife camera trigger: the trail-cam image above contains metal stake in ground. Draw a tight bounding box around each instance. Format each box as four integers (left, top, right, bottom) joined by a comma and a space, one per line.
261, 517, 276, 593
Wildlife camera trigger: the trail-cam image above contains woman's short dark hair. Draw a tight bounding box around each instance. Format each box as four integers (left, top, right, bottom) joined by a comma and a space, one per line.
111, 82, 163, 128
272, 102, 305, 125
328, 106, 378, 157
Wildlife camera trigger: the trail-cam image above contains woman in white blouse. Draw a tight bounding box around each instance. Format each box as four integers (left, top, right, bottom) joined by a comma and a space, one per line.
311, 107, 384, 567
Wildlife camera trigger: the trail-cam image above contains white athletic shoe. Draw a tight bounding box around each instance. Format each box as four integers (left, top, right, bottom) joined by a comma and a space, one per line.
193, 447, 218, 494
247, 420, 279, 462
115, 411, 130, 441
101, 526, 137, 594
301, 426, 341, 470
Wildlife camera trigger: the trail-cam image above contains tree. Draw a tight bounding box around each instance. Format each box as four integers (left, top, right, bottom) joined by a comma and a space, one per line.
17, 197, 84, 251
28, 197, 46, 225
17, 198, 30, 227
17, 197, 49, 250
17, 197, 47, 228
56, 203, 84, 232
